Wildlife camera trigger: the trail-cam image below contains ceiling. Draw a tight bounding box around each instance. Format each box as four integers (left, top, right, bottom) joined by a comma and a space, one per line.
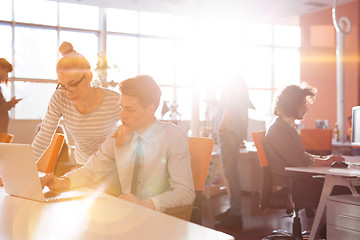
50, 0, 358, 25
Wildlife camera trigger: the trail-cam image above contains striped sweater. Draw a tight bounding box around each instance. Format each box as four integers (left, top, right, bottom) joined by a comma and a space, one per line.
32, 88, 121, 164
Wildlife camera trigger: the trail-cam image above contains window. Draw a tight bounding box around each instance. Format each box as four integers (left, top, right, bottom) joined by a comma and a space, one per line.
139, 12, 175, 37
176, 87, 192, 120
140, 38, 175, 85
0, 24, 12, 61
274, 25, 301, 47
2, 1, 301, 133
241, 23, 272, 45
107, 35, 138, 82
249, 90, 272, 118
14, 82, 56, 119
14, 0, 57, 26
59, 3, 99, 30
274, 48, 300, 88
0, 0, 12, 21
14, 26, 57, 79
107, 8, 138, 34
240, 46, 272, 88
175, 16, 194, 39
175, 40, 195, 87
156, 86, 174, 119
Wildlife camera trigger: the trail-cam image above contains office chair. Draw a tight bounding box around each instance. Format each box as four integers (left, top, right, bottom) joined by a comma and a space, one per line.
300, 129, 332, 156
252, 131, 317, 240
188, 137, 214, 224
165, 137, 213, 224
36, 133, 65, 173
0, 133, 14, 143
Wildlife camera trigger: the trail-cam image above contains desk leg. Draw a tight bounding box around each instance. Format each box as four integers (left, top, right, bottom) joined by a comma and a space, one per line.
346, 178, 360, 196
309, 175, 335, 240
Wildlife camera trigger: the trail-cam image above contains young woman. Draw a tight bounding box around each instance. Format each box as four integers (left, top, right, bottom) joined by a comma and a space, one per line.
32, 42, 121, 166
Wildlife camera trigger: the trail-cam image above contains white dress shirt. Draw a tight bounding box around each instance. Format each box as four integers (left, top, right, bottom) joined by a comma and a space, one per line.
65, 120, 195, 212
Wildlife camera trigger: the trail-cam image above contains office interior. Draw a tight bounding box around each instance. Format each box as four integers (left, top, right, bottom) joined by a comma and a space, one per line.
1, 0, 360, 239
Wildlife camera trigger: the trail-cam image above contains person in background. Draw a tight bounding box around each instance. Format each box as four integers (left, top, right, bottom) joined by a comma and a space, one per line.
41, 75, 195, 212
265, 84, 345, 196
264, 84, 356, 238
214, 75, 250, 229
31, 42, 123, 195
0, 58, 22, 133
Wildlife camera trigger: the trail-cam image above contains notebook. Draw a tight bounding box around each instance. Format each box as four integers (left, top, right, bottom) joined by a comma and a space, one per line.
0, 143, 89, 202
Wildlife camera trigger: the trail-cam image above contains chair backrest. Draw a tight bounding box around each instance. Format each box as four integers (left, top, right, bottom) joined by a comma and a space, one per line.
252, 131, 273, 210
0, 133, 14, 143
36, 133, 65, 173
189, 137, 214, 191
251, 131, 268, 167
300, 128, 332, 155
164, 137, 213, 222
252, 131, 318, 213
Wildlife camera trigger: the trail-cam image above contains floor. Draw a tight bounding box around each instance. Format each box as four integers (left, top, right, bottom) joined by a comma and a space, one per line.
201, 191, 318, 240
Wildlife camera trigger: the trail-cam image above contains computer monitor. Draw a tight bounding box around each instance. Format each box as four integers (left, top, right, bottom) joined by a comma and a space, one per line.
351, 106, 360, 147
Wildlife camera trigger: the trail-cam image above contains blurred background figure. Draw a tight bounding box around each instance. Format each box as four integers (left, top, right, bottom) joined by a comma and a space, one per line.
0, 58, 22, 133
214, 74, 250, 229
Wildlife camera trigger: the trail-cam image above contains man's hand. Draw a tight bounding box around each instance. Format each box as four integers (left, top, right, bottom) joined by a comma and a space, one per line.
0, 177, 3, 186
10, 97, 22, 108
40, 174, 71, 191
313, 155, 345, 167
112, 125, 133, 147
118, 193, 155, 210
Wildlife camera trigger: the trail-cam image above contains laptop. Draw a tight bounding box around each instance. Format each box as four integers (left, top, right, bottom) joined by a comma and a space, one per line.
0, 143, 89, 202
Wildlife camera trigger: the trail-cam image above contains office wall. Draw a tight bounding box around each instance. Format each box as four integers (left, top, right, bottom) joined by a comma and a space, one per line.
300, 1, 360, 132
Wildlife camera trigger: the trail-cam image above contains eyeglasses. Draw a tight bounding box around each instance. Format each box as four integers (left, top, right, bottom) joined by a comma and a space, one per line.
56, 75, 85, 93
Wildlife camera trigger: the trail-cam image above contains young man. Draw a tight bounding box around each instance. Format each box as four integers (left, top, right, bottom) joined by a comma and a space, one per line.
0, 58, 22, 133
41, 75, 195, 211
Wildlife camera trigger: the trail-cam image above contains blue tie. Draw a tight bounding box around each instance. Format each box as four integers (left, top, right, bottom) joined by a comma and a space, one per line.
131, 136, 143, 195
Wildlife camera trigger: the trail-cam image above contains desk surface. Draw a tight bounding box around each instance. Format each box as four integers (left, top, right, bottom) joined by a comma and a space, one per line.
0, 187, 233, 240
286, 155, 360, 177
286, 163, 360, 240
286, 166, 360, 177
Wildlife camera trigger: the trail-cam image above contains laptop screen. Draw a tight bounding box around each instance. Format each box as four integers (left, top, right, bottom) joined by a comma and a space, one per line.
352, 106, 360, 147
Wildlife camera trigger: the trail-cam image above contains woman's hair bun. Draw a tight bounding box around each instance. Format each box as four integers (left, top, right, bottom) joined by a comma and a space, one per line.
59, 42, 76, 56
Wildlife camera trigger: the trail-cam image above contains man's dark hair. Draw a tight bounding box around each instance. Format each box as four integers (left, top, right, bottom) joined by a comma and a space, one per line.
274, 84, 317, 117
119, 75, 162, 109
0, 58, 13, 72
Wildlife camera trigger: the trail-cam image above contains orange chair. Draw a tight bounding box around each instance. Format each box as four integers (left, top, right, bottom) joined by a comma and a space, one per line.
165, 137, 214, 224
300, 128, 332, 155
188, 137, 214, 224
36, 133, 65, 173
252, 131, 316, 239
0, 133, 14, 143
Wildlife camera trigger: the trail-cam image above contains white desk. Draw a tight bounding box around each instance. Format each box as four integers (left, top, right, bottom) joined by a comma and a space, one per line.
286, 166, 360, 240
0, 187, 233, 240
